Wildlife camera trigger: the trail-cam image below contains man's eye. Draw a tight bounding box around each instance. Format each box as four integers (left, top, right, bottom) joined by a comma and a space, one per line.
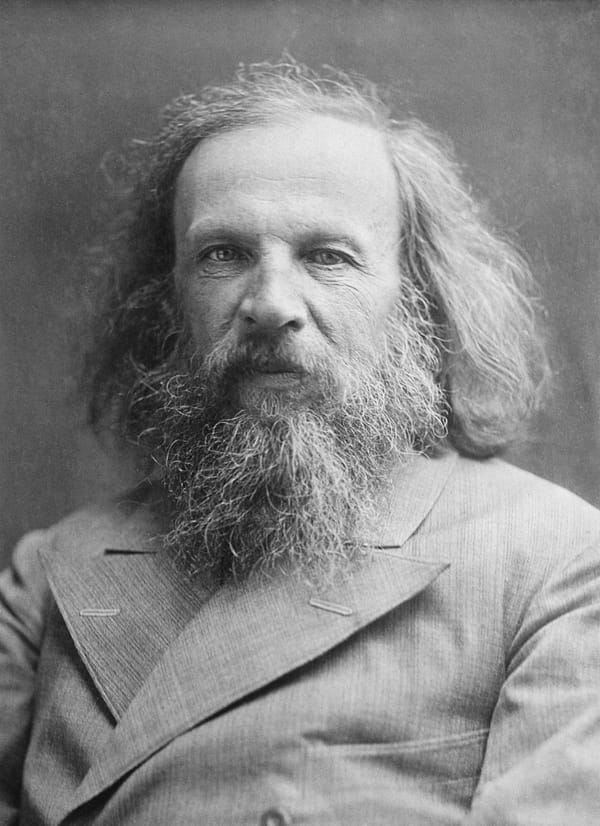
306, 249, 348, 267
202, 246, 241, 263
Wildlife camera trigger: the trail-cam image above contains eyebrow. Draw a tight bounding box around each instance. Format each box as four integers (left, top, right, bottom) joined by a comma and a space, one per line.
184, 220, 258, 249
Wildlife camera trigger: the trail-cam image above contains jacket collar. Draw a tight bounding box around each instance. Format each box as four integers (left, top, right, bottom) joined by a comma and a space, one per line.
42, 448, 456, 821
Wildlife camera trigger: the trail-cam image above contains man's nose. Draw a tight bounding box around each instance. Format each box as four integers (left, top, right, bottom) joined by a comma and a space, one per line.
237, 260, 307, 335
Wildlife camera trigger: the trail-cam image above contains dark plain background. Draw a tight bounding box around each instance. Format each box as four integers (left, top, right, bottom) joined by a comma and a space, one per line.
1, 0, 599, 567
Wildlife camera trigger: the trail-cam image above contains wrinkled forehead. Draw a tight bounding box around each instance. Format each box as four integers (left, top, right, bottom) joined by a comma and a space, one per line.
174, 114, 401, 242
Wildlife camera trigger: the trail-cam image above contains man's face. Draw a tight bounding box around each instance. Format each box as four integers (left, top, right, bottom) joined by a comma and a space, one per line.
143, 115, 442, 581
174, 114, 402, 410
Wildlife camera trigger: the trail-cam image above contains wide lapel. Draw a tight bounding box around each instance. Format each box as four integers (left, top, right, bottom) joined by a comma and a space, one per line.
55, 449, 457, 823
41, 550, 212, 720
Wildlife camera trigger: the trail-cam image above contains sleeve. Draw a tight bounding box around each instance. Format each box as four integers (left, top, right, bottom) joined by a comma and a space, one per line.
464, 544, 600, 825
0, 531, 51, 826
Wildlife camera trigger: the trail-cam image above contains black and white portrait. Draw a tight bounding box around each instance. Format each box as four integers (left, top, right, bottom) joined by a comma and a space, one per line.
1, 3, 599, 824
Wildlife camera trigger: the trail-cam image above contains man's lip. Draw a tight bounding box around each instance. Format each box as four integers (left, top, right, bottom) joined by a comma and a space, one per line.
256, 369, 303, 376
250, 363, 306, 375
241, 370, 305, 390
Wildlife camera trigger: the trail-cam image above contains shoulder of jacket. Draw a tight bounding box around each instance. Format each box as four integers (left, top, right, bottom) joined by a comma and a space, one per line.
445, 454, 600, 564
452, 454, 599, 516
37, 479, 167, 563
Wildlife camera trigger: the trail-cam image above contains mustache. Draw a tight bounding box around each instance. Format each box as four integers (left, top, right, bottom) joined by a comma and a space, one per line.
201, 337, 332, 381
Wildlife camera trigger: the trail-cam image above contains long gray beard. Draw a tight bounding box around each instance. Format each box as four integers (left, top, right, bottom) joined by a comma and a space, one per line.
132, 303, 446, 583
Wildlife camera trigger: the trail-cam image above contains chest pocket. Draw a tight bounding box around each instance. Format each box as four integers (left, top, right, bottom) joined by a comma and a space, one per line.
301, 728, 489, 825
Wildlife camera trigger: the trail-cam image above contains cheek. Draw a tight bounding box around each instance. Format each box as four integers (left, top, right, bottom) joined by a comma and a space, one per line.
180, 282, 235, 356
321, 293, 388, 362
332, 275, 398, 344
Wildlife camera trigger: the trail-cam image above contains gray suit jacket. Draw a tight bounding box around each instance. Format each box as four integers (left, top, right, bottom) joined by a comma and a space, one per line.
2, 451, 600, 825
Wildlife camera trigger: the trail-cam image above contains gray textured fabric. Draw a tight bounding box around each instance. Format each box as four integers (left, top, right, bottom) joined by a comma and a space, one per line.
2, 451, 600, 824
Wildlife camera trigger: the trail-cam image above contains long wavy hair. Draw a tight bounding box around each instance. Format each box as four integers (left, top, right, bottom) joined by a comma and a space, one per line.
84, 59, 548, 458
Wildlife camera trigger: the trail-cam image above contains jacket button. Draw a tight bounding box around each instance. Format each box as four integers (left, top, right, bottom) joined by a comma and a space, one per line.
259, 807, 292, 826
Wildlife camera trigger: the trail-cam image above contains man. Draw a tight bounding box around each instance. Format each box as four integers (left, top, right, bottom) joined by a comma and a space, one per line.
1, 60, 599, 825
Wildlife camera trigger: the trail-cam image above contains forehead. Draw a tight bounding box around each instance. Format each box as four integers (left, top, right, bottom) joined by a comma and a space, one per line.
174, 114, 400, 244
